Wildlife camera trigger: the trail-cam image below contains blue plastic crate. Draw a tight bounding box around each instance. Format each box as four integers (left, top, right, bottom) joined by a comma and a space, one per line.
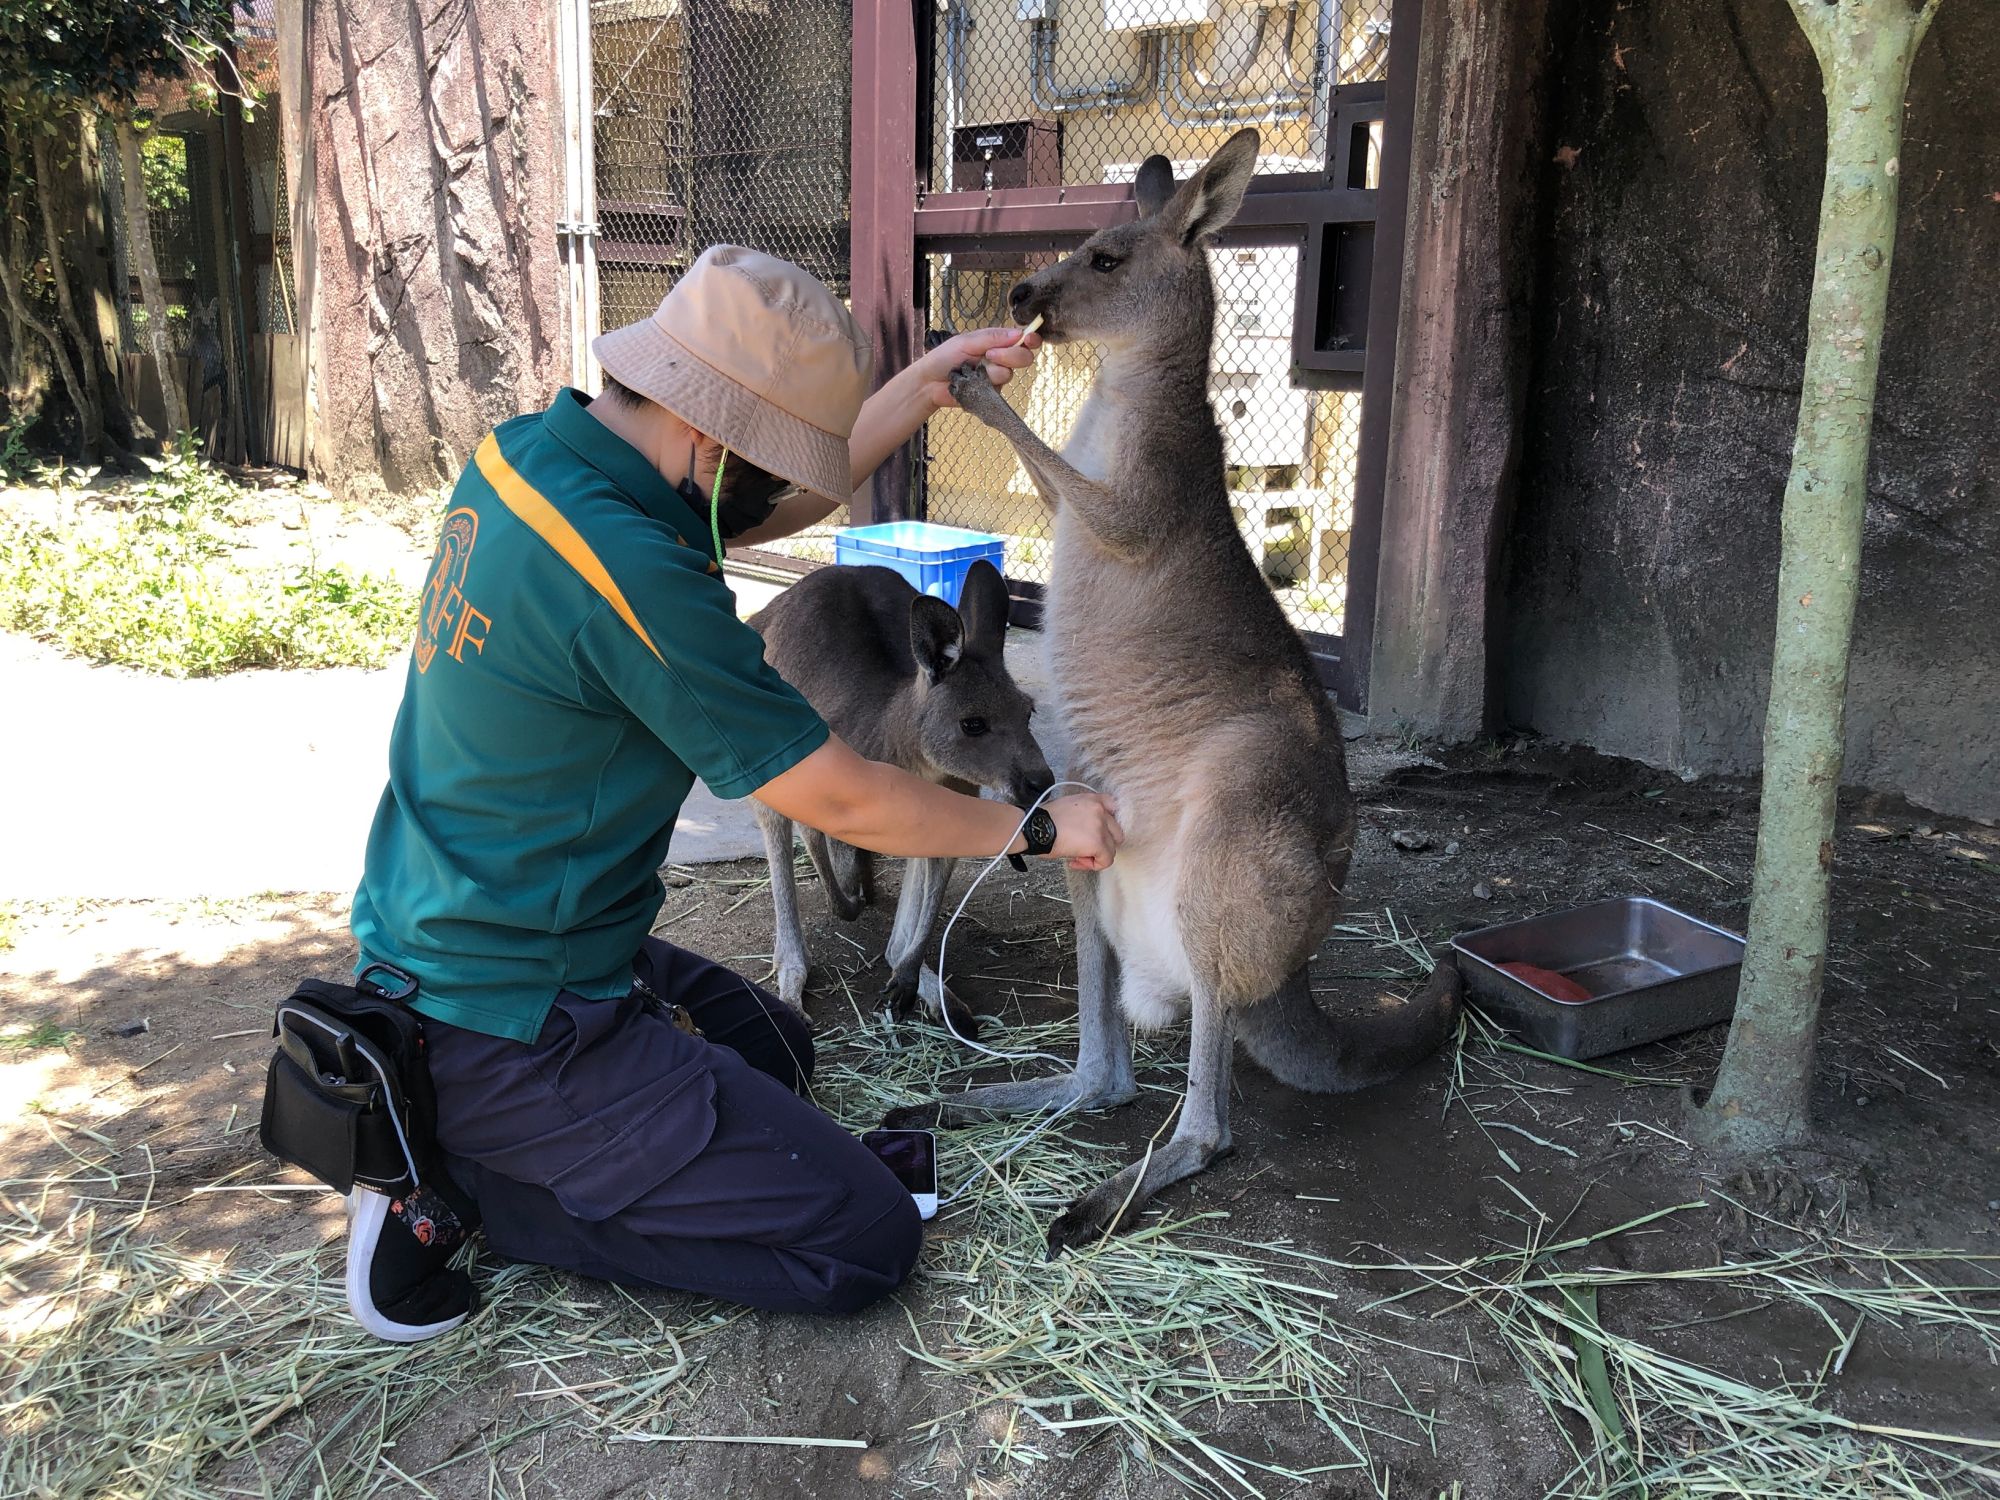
833, 521, 1008, 608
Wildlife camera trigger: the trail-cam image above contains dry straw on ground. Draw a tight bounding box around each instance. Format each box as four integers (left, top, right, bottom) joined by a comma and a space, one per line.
4, 913, 1996, 1498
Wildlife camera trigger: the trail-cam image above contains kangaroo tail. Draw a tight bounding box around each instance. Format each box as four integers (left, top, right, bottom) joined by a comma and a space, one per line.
1234, 954, 1462, 1094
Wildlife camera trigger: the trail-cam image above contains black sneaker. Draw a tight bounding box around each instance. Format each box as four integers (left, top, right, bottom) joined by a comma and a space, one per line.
344, 1180, 480, 1342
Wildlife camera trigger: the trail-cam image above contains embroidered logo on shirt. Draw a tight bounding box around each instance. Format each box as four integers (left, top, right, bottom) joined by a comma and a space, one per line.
416, 507, 492, 673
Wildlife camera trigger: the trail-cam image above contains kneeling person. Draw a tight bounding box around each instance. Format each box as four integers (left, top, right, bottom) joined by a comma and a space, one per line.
346, 246, 1121, 1340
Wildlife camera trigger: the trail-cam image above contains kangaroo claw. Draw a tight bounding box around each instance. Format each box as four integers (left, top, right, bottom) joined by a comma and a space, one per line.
947, 360, 1002, 416
917, 966, 983, 1042
881, 971, 922, 1023
1044, 1181, 1144, 1260
881, 1101, 945, 1131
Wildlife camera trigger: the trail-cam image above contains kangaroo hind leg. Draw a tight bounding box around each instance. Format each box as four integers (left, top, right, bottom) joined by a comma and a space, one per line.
882, 866, 1138, 1128
803, 828, 870, 921
882, 857, 980, 1041
1043, 980, 1234, 1259
756, 804, 811, 1012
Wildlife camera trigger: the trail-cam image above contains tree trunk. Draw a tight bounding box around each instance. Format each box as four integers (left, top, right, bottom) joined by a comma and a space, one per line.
0, 119, 90, 450
30, 127, 106, 459
307, 0, 563, 493
0, 156, 89, 448
0, 220, 47, 423
116, 118, 189, 439
78, 113, 141, 455
1688, 0, 1943, 1155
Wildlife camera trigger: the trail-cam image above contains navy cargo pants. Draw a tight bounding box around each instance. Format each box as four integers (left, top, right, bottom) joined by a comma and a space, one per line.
423, 938, 922, 1314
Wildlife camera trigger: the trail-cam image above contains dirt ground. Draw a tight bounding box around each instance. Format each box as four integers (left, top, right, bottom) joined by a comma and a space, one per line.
3, 738, 1998, 1498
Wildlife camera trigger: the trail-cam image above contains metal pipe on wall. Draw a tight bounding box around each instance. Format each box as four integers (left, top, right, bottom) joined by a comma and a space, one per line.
1310, 0, 1340, 154
942, 0, 969, 160
1028, 18, 1158, 114
1159, 1, 1331, 129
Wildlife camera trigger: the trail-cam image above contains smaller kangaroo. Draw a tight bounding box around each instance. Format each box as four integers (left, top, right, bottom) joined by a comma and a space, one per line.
750, 560, 1052, 1038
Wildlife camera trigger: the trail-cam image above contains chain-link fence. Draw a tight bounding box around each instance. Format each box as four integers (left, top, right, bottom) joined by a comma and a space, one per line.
918, 1, 1391, 640
240, 110, 296, 337
590, 0, 855, 559
931, 0, 1390, 193
98, 121, 221, 362
921, 244, 1358, 635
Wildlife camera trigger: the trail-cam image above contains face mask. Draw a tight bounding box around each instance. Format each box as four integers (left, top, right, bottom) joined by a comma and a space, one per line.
676, 444, 794, 561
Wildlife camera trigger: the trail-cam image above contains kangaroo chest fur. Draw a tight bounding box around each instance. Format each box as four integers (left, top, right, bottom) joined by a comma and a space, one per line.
1040, 371, 1346, 1029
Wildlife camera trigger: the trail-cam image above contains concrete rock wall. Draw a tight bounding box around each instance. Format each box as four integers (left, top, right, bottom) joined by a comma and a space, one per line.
1500, 0, 1997, 820
305, 0, 567, 497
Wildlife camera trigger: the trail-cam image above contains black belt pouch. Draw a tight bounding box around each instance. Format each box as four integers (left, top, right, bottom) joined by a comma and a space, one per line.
259, 964, 440, 1196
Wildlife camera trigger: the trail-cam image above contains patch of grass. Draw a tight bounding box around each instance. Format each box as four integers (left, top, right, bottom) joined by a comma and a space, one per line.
0, 1021, 76, 1054
0, 440, 416, 676
0, 420, 35, 481
8, 916, 1994, 1499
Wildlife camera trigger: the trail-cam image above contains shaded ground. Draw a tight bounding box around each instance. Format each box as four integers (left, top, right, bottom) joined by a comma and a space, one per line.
3, 740, 1997, 1498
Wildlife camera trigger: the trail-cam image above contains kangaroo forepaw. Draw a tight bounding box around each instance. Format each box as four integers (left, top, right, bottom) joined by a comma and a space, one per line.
880, 1101, 945, 1130
947, 361, 1006, 421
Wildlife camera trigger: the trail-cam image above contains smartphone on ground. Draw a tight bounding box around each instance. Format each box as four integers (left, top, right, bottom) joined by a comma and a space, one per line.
861, 1128, 938, 1221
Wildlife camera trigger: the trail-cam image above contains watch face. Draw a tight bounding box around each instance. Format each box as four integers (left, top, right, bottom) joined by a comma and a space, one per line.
1028, 807, 1058, 855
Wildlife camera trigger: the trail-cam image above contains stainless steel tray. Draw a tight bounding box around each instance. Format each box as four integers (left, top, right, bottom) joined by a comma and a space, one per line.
1450, 897, 1744, 1060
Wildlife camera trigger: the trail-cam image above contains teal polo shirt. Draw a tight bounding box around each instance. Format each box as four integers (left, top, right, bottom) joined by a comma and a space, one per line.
352, 389, 829, 1042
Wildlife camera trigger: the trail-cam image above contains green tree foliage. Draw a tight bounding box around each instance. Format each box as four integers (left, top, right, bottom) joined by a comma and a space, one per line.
0, 1, 235, 106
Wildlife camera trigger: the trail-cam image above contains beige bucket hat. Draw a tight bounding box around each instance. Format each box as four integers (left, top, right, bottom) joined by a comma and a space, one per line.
592, 245, 874, 503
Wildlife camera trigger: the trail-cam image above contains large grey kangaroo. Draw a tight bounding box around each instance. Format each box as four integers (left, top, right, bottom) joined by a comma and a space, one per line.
750, 560, 1051, 1039
884, 128, 1461, 1256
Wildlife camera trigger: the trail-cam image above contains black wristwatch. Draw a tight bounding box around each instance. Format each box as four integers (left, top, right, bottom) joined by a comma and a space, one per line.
1007, 805, 1059, 871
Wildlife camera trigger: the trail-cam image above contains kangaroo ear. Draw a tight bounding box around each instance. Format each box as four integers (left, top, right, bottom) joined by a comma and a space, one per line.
909, 594, 965, 682
955, 560, 1010, 654
1167, 128, 1260, 245
1134, 154, 1177, 219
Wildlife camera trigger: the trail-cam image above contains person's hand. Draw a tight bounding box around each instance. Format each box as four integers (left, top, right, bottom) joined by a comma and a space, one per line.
1041, 793, 1123, 872
916, 326, 1043, 410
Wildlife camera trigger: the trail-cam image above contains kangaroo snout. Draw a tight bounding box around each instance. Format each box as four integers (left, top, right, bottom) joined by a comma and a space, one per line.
1008, 280, 1037, 318
1009, 765, 1056, 809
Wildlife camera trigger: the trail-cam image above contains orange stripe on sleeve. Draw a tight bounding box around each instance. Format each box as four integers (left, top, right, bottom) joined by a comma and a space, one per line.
474, 434, 667, 666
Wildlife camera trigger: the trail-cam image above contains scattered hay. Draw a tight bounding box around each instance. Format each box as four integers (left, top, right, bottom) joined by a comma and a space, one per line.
6, 911, 1997, 1499
823, 978, 1422, 1498
1337, 1195, 2000, 1499
0, 1164, 736, 1500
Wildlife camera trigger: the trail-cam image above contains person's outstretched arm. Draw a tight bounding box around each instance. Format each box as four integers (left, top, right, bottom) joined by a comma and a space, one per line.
755, 736, 1120, 871
729, 326, 1043, 548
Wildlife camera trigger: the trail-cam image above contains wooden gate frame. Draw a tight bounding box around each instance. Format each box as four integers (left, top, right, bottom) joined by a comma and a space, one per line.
847, 0, 1421, 711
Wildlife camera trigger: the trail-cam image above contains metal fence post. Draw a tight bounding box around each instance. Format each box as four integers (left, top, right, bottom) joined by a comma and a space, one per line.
849, 0, 921, 525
